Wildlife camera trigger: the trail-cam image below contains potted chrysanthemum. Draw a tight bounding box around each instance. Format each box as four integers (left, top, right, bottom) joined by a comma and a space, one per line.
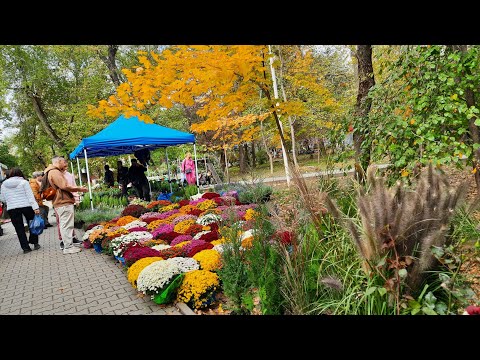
136, 257, 199, 304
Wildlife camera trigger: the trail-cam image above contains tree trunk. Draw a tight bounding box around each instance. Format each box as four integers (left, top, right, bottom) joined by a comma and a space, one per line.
98, 45, 123, 87
224, 146, 230, 183
29, 92, 66, 150
251, 141, 256, 168
260, 121, 274, 175
353, 45, 375, 182
278, 46, 300, 169
268, 45, 291, 186
455, 45, 480, 193
219, 149, 225, 169
239, 143, 246, 174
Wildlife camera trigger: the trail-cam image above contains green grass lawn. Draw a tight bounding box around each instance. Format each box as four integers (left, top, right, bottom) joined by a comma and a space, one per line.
227, 154, 355, 182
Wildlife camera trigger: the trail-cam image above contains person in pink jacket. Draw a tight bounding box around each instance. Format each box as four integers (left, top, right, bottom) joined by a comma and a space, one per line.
181, 152, 196, 185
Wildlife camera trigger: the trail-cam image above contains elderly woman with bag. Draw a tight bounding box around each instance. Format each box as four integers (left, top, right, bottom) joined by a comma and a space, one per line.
0, 168, 41, 253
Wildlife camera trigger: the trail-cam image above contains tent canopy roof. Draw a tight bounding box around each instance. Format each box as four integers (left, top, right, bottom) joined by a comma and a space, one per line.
69, 114, 195, 159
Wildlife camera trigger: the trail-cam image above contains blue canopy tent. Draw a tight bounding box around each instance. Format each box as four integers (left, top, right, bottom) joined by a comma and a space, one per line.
69, 114, 199, 209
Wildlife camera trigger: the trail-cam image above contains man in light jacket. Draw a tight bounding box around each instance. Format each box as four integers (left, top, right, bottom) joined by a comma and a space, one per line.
0, 168, 41, 253
45, 155, 88, 255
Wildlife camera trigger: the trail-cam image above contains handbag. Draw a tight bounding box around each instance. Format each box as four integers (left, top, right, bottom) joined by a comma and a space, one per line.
185, 168, 192, 174
42, 187, 57, 201
29, 214, 45, 236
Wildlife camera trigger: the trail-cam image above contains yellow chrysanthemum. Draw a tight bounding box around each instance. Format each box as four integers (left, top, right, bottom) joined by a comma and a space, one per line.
193, 249, 222, 271
244, 209, 258, 221
176, 270, 220, 309
241, 236, 254, 249
174, 219, 196, 234
116, 216, 138, 226
196, 199, 217, 211
179, 205, 197, 214
174, 241, 191, 249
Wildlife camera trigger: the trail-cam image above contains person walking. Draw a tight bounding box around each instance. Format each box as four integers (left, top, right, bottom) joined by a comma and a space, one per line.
116, 160, 129, 197
181, 152, 196, 185
127, 158, 150, 201
0, 168, 41, 254
29, 171, 53, 229
104, 164, 115, 187
45, 155, 88, 255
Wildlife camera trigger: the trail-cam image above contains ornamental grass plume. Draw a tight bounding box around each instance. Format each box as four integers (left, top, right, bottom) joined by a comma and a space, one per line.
193, 249, 222, 271
124, 246, 162, 267
170, 235, 193, 246
174, 219, 197, 234
116, 216, 139, 226
127, 256, 163, 288
136, 257, 199, 297
176, 269, 220, 309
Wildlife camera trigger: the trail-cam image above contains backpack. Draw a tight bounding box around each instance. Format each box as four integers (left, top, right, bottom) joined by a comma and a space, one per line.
40, 168, 59, 201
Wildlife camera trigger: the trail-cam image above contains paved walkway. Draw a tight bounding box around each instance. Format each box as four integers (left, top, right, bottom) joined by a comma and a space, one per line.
0, 213, 188, 315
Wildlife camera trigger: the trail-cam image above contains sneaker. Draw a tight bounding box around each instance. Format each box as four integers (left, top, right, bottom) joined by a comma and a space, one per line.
73, 238, 83, 247
33, 244, 41, 250
59, 241, 64, 250
23, 248, 32, 254
63, 247, 82, 254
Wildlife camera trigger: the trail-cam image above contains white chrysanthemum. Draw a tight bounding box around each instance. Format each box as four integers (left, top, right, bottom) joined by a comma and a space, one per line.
240, 229, 255, 241
196, 213, 222, 226
122, 220, 148, 230
110, 232, 151, 257
151, 244, 171, 251
167, 257, 199, 273
136, 258, 183, 295
212, 244, 224, 253
193, 231, 210, 240
190, 193, 203, 201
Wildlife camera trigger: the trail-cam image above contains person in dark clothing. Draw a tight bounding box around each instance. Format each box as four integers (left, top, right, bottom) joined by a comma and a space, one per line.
127, 158, 150, 201
104, 164, 115, 187
116, 160, 129, 196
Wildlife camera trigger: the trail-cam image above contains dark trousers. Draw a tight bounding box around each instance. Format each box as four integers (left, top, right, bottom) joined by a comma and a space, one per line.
39, 205, 50, 226
7, 207, 38, 251
120, 180, 128, 196
134, 182, 151, 202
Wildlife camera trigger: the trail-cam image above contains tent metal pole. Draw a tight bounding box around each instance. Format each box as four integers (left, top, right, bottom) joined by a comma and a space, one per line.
193, 143, 200, 194
70, 161, 75, 177
83, 149, 94, 210
146, 164, 152, 200
76, 157, 83, 186
165, 148, 173, 193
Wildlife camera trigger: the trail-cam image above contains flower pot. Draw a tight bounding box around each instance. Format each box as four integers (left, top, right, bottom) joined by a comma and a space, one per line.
93, 243, 102, 253
115, 255, 126, 266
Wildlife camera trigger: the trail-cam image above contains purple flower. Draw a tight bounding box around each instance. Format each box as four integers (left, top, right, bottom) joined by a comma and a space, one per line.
170, 235, 193, 246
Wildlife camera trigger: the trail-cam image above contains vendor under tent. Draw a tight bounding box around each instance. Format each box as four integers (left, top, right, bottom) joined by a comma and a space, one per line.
69, 114, 199, 210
